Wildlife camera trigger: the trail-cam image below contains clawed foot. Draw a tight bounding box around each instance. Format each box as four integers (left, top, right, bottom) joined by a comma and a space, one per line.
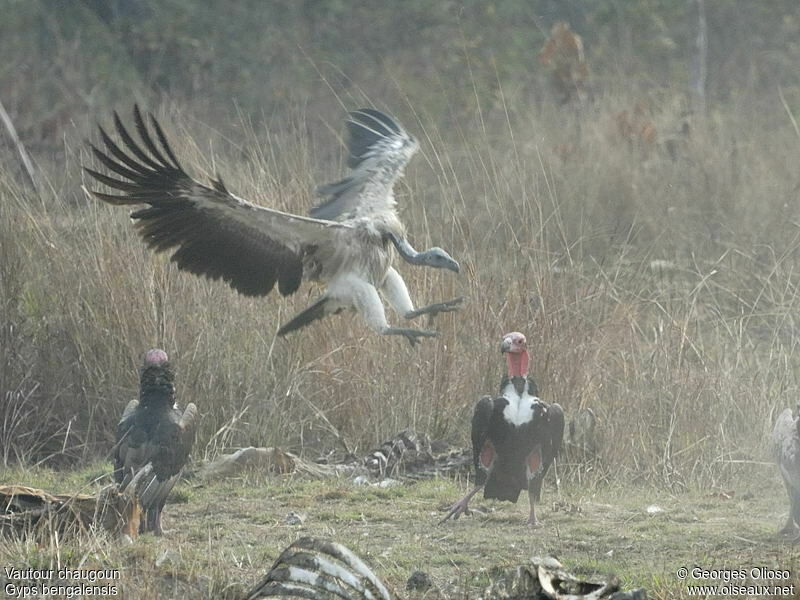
439, 499, 472, 524
384, 327, 440, 347
527, 516, 543, 528
405, 297, 464, 323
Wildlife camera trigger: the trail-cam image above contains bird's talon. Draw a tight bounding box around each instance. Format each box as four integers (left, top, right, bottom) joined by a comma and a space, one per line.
406, 297, 464, 321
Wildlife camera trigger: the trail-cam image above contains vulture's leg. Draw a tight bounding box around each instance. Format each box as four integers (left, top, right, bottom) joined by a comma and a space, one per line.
527, 489, 543, 528
405, 297, 464, 321
340, 273, 436, 346
382, 267, 461, 325
379, 268, 439, 345
439, 485, 482, 524
383, 327, 439, 346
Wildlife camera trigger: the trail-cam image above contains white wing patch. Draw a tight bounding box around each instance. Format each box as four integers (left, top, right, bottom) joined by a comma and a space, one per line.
501, 381, 538, 427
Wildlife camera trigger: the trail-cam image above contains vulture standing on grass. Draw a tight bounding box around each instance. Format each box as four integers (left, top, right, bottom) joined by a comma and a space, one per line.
84, 106, 461, 346
441, 332, 564, 526
114, 348, 197, 535
772, 404, 800, 537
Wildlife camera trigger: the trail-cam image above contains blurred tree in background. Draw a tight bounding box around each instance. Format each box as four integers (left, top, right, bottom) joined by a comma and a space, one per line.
1, 0, 798, 153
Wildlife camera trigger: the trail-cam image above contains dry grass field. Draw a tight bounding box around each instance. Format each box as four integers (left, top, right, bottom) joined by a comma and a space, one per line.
1, 462, 799, 599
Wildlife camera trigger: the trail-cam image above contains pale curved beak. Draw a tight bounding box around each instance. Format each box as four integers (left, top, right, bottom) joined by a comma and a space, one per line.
445, 257, 460, 274
500, 338, 512, 353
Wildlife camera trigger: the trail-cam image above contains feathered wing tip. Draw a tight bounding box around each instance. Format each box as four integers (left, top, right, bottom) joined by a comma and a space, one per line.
84, 104, 184, 205
310, 108, 418, 220
242, 537, 392, 600
345, 108, 406, 169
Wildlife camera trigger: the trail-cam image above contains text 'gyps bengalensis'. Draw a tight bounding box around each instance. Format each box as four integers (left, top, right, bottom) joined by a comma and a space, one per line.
85, 107, 462, 345
441, 332, 564, 526
114, 349, 197, 536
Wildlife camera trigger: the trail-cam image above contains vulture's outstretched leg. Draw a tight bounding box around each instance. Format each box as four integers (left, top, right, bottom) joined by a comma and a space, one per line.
383, 327, 439, 347
439, 485, 482, 524
339, 272, 436, 346
405, 297, 464, 321
379, 268, 439, 345
527, 490, 543, 528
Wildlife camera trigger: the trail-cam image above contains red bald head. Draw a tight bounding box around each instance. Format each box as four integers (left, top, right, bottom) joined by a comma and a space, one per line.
500, 332, 529, 377
144, 348, 169, 366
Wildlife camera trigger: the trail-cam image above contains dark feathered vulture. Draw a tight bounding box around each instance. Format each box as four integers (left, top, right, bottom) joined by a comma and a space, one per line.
441, 332, 564, 526
84, 106, 461, 346
772, 404, 800, 537
114, 349, 197, 535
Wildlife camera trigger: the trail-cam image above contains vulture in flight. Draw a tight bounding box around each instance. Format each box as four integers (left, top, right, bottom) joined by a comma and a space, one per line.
772, 404, 800, 537
113, 349, 197, 535
441, 332, 564, 526
84, 106, 462, 346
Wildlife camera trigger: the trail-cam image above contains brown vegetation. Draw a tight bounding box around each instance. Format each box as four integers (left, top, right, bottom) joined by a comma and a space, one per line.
1, 87, 798, 498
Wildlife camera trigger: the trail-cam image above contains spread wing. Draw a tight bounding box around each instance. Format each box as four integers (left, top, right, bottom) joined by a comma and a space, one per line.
85, 105, 349, 297
471, 395, 496, 486
311, 108, 419, 220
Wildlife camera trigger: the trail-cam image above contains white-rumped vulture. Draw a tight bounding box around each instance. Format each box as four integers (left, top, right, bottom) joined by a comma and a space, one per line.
85, 106, 461, 346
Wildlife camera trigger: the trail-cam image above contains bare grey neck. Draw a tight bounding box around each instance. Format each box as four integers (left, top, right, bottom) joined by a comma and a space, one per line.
387, 233, 429, 266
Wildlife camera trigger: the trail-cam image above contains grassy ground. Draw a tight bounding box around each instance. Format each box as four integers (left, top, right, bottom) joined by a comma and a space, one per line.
2, 464, 799, 599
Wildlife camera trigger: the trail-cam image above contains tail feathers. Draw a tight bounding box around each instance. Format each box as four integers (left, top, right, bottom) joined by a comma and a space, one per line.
484, 466, 524, 503
278, 296, 335, 336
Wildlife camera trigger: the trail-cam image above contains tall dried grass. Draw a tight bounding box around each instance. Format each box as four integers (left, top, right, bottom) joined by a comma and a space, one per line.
2, 90, 799, 489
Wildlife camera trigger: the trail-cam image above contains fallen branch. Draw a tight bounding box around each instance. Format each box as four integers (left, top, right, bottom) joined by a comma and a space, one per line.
0, 484, 138, 539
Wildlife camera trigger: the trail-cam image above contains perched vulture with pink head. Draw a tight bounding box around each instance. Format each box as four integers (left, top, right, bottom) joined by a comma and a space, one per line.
441, 331, 564, 526
113, 349, 197, 535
